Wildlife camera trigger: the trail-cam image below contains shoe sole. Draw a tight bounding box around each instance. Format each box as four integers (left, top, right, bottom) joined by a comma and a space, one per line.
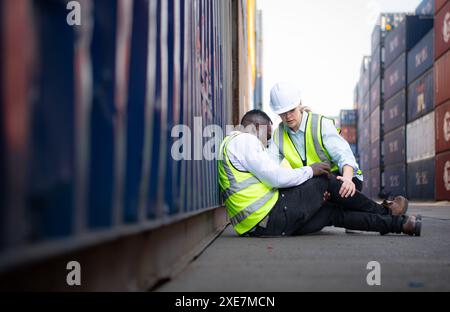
415, 215, 422, 236
415, 220, 422, 237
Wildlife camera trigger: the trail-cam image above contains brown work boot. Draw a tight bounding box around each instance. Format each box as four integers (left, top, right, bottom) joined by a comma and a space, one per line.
402, 215, 422, 236
382, 196, 409, 216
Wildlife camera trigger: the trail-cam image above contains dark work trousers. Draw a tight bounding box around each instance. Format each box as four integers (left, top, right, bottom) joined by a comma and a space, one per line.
249, 176, 405, 237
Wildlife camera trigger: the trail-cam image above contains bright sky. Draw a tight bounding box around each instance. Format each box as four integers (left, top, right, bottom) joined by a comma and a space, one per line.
258, 0, 422, 123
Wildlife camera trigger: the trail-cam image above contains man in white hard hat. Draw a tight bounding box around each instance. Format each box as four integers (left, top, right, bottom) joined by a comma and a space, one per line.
268, 82, 408, 213
268, 82, 365, 198
218, 110, 420, 237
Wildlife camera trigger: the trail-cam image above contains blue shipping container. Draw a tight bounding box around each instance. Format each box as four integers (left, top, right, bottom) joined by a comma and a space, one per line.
370, 107, 380, 143
407, 157, 435, 200
370, 140, 380, 169
408, 69, 434, 122
370, 46, 381, 85
384, 164, 407, 197
384, 90, 406, 133
384, 126, 406, 166
29, 0, 75, 239
384, 54, 406, 101
416, 0, 435, 16
384, 15, 434, 68
370, 77, 381, 113
370, 167, 381, 199
361, 93, 370, 121
358, 118, 371, 150
359, 147, 371, 173
407, 30, 433, 84
340, 109, 357, 126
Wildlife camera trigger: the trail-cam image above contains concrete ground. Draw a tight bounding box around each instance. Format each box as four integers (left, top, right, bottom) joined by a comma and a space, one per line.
159, 202, 450, 292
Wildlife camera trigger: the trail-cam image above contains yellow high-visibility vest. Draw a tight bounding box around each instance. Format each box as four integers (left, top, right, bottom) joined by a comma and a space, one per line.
218, 133, 279, 235
273, 112, 340, 172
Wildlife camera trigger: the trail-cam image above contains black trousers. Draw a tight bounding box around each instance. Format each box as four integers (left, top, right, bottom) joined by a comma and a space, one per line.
250, 176, 405, 237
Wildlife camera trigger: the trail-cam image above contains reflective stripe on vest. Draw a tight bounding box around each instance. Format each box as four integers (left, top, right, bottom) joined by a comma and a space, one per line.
218, 133, 279, 235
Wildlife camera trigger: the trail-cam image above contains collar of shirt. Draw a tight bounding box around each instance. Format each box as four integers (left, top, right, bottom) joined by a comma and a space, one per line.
287, 112, 308, 135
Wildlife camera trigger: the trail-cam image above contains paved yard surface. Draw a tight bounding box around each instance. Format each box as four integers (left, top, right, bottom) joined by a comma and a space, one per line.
160, 203, 450, 292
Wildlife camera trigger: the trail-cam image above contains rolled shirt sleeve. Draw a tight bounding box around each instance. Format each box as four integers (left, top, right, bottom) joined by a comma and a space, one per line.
321, 118, 360, 175
227, 133, 313, 189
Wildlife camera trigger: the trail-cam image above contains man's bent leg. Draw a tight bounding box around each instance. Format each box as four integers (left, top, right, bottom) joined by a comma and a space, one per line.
327, 175, 389, 215
294, 204, 405, 236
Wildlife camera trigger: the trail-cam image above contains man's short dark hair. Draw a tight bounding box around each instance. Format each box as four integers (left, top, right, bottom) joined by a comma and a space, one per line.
241, 110, 273, 127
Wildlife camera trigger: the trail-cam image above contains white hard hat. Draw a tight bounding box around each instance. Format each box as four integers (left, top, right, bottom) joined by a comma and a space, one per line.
269, 82, 302, 115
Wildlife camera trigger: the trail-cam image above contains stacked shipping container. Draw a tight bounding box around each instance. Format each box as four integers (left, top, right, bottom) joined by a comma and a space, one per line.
435, 0, 450, 200
406, 30, 435, 200
383, 14, 433, 197
0, 0, 260, 269
357, 56, 371, 197
366, 14, 405, 198
340, 109, 357, 155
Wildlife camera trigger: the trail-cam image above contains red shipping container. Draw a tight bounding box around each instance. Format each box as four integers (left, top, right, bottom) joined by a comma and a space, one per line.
435, 100, 450, 153
435, 1, 450, 60
435, 50, 450, 106
435, 151, 450, 200
340, 126, 357, 144
436, 0, 449, 14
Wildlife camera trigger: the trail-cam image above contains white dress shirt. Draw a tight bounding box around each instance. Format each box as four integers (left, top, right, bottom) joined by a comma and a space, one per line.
268, 113, 363, 181
226, 132, 313, 189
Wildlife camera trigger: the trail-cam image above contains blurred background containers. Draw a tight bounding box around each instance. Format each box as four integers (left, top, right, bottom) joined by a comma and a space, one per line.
384, 90, 407, 133
416, 0, 435, 15
435, 0, 450, 200
384, 15, 434, 68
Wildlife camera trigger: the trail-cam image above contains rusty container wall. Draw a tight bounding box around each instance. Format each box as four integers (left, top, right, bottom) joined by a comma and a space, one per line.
384, 90, 406, 133
384, 163, 407, 197
435, 1, 450, 60
436, 0, 448, 13
341, 126, 357, 144
435, 50, 450, 107
435, 151, 450, 200
407, 112, 436, 163
435, 100, 450, 153
407, 157, 436, 200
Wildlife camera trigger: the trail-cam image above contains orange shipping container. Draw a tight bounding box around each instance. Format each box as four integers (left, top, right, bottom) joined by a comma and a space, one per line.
435, 1, 450, 60
435, 100, 450, 153
435, 50, 450, 106
435, 151, 450, 200
340, 126, 357, 144
435, 0, 448, 14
